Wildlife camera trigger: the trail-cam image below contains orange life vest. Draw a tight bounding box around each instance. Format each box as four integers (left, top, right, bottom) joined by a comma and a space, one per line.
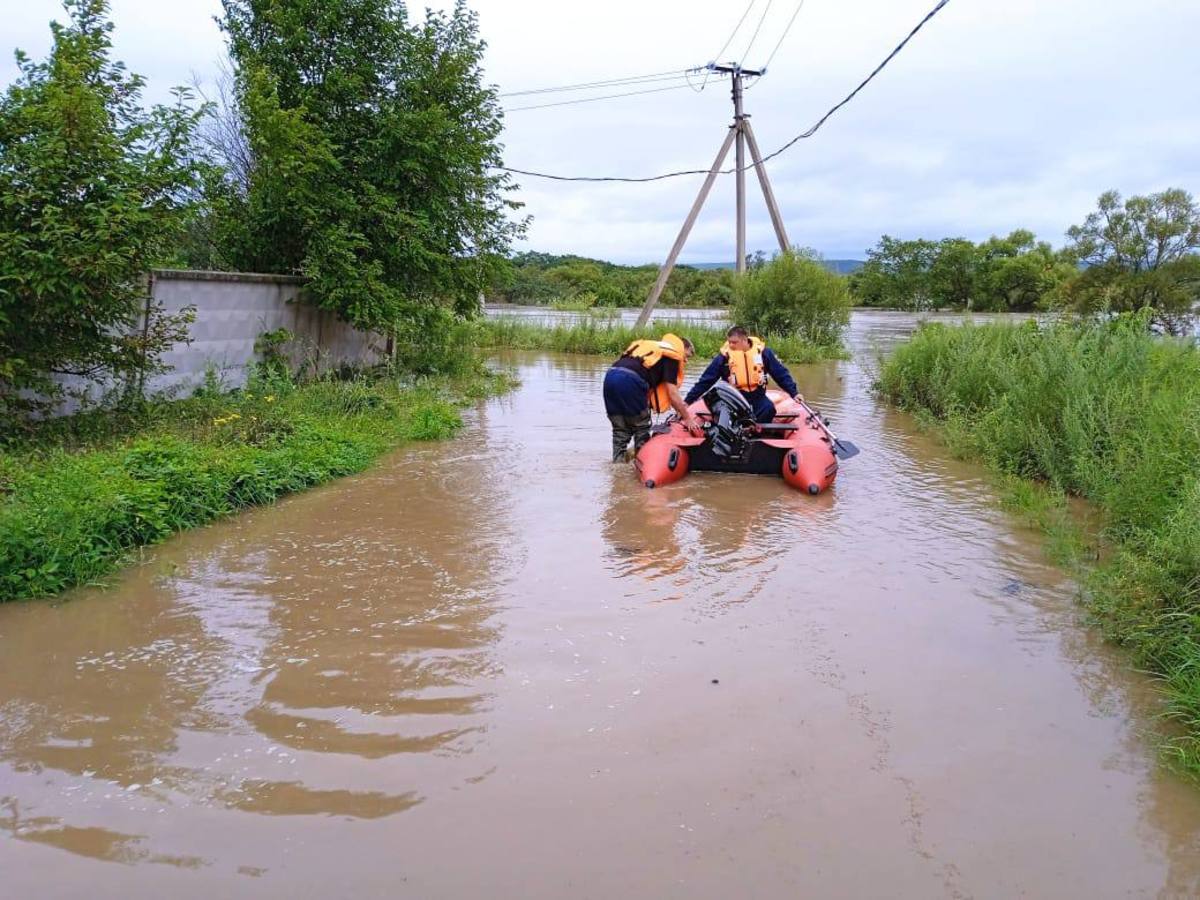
622, 333, 687, 413
721, 336, 767, 391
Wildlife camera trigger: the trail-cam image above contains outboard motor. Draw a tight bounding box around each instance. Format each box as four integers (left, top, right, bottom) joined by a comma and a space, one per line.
702, 381, 757, 460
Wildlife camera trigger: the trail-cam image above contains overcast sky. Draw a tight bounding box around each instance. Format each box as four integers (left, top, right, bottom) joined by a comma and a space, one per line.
4, 0, 1198, 264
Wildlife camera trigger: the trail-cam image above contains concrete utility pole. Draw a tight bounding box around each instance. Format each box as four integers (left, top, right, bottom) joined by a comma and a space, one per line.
635, 64, 790, 329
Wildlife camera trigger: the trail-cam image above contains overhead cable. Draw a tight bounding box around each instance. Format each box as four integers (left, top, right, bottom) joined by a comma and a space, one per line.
760, 0, 807, 71
743, 0, 806, 90
753, 0, 950, 168
496, 0, 952, 182
698, 0, 759, 90
741, 0, 775, 63
714, 0, 759, 63
498, 68, 694, 99
504, 82, 695, 112
501, 72, 693, 102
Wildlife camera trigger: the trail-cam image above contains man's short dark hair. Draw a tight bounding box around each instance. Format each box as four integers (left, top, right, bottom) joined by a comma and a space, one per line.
681, 337, 695, 353
726, 325, 749, 340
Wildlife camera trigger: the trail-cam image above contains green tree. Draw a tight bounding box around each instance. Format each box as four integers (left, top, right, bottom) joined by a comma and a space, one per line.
1067, 189, 1200, 271
732, 249, 851, 348
0, 0, 203, 420
973, 230, 1074, 312
928, 238, 979, 308
1064, 189, 1200, 333
850, 236, 939, 309
217, 0, 523, 337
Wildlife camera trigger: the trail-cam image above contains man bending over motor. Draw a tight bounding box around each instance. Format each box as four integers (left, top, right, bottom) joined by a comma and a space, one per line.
603, 332, 703, 461
685, 325, 805, 423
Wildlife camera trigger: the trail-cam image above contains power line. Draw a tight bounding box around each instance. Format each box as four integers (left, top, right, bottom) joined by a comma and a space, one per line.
693, 0, 759, 92
714, 0, 759, 61
496, 0, 952, 182
760, 0, 807, 71
755, 0, 951, 168
711, 0, 759, 66
501, 2, 760, 102
742, 0, 806, 90
504, 82, 695, 112
741, 0, 775, 64
498, 68, 693, 99
502, 72, 693, 101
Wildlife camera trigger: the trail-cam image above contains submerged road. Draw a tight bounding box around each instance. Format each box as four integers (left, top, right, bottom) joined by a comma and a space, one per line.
2, 312, 1200, 897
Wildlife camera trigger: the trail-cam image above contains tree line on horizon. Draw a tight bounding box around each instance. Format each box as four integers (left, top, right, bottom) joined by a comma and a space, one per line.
504, 189, 1200, 335
850, 188, 1200, 333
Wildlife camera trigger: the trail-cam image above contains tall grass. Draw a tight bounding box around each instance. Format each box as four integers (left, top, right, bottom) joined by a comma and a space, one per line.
0, 370, 511, 603
470, 317, 847, 363
876, 314, 1200, 776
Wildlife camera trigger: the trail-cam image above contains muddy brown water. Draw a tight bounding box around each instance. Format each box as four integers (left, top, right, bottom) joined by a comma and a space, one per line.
3, 312, 1200, 898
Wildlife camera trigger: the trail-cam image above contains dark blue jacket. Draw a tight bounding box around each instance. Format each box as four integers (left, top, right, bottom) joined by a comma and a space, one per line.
685, 347, 800, 405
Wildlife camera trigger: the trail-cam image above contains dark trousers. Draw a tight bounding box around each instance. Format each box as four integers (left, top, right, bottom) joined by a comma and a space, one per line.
608, 411, 652, 461
603, 366, 652, 461
745, 388, 778, 423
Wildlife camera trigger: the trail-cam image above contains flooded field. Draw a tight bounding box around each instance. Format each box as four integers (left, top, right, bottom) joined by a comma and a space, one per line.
3, 312, 1200, 897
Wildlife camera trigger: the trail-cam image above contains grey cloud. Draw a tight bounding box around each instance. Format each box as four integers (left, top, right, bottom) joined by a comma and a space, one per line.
4, 0, 1196, 265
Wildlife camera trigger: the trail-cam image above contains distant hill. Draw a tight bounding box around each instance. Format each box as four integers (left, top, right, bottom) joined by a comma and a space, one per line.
687, 259, 864, 274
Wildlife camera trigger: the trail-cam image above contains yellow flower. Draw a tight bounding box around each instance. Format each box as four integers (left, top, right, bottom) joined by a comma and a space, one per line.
265, 395, 276, 403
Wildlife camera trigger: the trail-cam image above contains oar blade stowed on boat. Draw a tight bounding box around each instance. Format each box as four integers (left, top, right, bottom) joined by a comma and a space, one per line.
634, 382, 857, 493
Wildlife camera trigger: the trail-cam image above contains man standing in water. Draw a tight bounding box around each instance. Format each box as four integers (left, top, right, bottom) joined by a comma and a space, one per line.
685, 325, 805, 423
603, 333, 703, 461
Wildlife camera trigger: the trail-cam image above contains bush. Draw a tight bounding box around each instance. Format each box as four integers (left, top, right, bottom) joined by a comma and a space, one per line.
0, 0, 205, 422
390, 306, 490, 379
731, 250, 851, 349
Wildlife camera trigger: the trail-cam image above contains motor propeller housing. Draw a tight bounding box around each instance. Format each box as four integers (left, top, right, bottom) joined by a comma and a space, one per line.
702, 381, 757, 460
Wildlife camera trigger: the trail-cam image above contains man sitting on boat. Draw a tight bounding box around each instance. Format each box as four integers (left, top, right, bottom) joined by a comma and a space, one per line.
603, 333, 703, 461
685, 325, 805, 424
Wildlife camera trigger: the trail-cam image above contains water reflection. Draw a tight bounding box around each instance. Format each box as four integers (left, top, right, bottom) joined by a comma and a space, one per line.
1, 797, 208, 868
600, 480, 686, 582
0, 423, 517, 867
3, 331, 1200, 895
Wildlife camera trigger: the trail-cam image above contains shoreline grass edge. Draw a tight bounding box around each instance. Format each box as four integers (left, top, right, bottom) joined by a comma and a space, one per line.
876, 316, 1200, 779
468, 317, 849, 364
0, 369, 514, 604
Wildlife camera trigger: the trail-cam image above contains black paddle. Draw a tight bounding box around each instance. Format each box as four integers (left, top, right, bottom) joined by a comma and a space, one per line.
794, 398, 860, 460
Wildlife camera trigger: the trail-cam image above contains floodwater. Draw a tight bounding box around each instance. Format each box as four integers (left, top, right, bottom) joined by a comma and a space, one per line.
3, 313, 1200, 898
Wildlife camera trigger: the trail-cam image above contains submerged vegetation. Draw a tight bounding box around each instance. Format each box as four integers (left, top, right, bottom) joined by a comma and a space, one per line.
849, 189, 1200, 334
479, 251, 854, 361
492, 252, 736, 308
470, 318, 845, 364
0, 366, 511, 603
877, 314, 1200, 776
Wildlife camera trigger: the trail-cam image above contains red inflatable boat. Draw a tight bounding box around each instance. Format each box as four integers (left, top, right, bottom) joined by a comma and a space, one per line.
634, 382, 850, 494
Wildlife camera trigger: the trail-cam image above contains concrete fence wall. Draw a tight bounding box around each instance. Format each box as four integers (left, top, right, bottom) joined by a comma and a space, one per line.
54, 269, 386, 411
